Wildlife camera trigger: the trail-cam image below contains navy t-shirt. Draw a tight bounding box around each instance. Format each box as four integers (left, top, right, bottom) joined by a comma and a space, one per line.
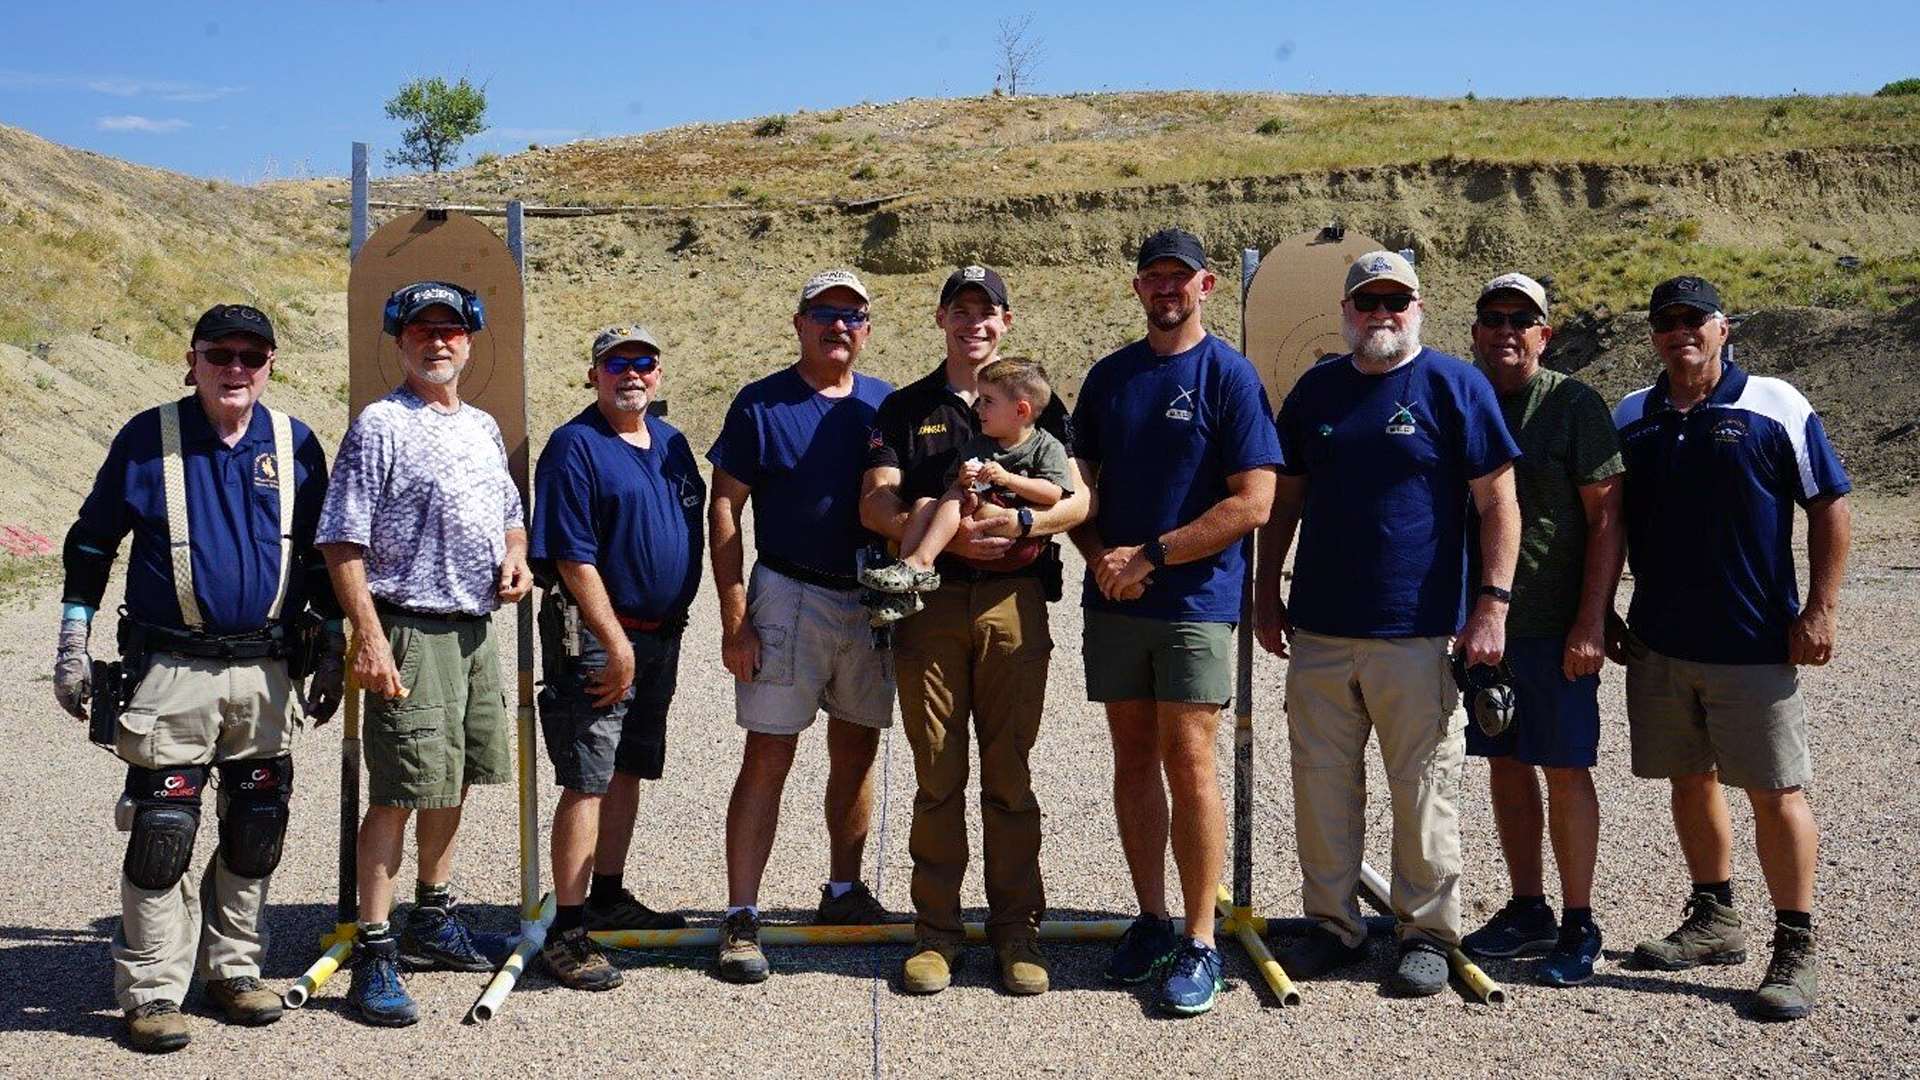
532, 406, 706, 622
1614, 361, 1851, 664
1072, 333, 1283, 622
707, 366, 892, 578
1276, 348, 1520, 638
74, 396, 331, 634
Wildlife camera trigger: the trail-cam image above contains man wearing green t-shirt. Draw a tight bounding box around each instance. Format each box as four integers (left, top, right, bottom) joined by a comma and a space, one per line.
1458, 273, 1626, 987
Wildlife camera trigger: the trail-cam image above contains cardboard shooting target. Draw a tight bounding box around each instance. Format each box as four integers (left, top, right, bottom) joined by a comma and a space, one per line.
1244, 227, 1384, 404
347, 210, 528, 489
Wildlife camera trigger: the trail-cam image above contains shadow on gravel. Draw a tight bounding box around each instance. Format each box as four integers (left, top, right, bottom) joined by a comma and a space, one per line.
0, 917, 122, 1036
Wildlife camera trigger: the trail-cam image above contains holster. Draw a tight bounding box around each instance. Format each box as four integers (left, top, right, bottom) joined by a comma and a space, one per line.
1037, 542, 1064, 603
286, 611, 325, 681
538, 588, 584, 682
89, 657, 135, 748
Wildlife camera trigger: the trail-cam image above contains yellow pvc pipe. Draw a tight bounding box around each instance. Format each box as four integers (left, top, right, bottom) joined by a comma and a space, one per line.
1214, 886, 1299, 1006
1356, 862, 1505, 1005
283, 928, 355, 1009
469, 893, 556, 1023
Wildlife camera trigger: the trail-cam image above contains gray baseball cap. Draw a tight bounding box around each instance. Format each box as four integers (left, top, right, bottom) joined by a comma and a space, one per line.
590, 323, 661, 361
798, 268, 871, 309
1344, 250, 1420, 297
1477, 272, 1549, 318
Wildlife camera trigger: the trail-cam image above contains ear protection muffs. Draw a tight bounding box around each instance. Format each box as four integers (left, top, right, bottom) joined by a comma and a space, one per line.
1451, 652, 1516, 738
382, 281, 488, 337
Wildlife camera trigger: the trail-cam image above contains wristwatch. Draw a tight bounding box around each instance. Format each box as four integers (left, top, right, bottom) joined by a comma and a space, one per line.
1478, 584, 1513, 604
1144, 538, 1170, 569
1016, 507, 1034, 537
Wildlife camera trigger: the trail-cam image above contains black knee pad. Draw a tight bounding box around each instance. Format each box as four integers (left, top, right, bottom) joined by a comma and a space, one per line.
123, 765, 207, 890
218, 757, 293, 879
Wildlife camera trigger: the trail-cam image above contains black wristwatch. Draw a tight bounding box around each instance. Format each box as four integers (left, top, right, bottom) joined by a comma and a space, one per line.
1016, 507, 1034, 538
1478, 584, 1512, 604
1144, 538, 1170, 569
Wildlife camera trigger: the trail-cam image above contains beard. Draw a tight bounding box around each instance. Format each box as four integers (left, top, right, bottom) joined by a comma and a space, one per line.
1344, 308, 1423, 364
415, 362, 462, 386
1147, 295, 1195, 332
610, 388, 650, 413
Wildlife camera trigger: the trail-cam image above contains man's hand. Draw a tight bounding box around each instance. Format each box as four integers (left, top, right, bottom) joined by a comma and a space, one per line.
1603, 609, 1630, 665
303, 630, 348, 724
1254, 595, 1292, 658
1563, 616, 1605, 681
497, 552, 534, 604
721, 622, 761, 683
53, 618, 92, 720
1457, 598, 1507, 667
586, 637, 638, 707
951, 514, 1015, 560
1094, 545, 1152, 601
1788, 602, 1838, 666
354, 631, 407, 699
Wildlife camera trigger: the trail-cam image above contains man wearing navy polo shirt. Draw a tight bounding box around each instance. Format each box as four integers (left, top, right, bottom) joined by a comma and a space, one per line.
1070, 228, 1280, 1016
707, 268, 898, 983
1612, 275, 1850, 1021
1255, 251, 1521, 998
56, 303, 342, 1052
530, 322, 704, 990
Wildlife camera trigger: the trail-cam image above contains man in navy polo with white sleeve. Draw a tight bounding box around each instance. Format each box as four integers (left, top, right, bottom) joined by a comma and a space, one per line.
1611, 275, 1850, 1022
530, 322, 704, 991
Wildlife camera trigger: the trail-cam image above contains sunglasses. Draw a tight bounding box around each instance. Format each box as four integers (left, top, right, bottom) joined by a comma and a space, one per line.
1349, 293, 1415, 313
402, 321, 472, 342
1476, 311, 1545, 331
1649, 308, 1715, 333
195, 347, 272, 369
802, 306, 871, 328
599, 354, 659, 376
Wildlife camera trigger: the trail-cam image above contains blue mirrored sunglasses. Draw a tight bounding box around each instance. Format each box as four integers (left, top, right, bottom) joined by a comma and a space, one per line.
598, 354, 659, 376
802, 306, 870, 327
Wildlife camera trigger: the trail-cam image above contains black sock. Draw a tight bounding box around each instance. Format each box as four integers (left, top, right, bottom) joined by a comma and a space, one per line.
1693, 880, 1734, 906
553, 904, 585, 935
589, 873, 625, 908
1562, 907, 1594, 929
1776, 909, 1812, 930
416, 880, 452, 910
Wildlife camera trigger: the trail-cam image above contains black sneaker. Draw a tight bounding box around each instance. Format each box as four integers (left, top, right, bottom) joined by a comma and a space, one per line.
1277, 926, 1367, 979
815, 881, 899, 925
1104, 913, 1178, 985
399, 901, 516, 972
1537, 920, 1604, 987
583, 888, 688, 931
1461, 898, 1558, 959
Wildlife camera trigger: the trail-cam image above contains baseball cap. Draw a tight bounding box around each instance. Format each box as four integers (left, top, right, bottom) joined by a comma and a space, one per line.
192, 303, 276, 347
1344, 250, 1420, 297
1136, 228, 1207, 271
1649, 275, 1722, 315
798, 268, 870, 309
939, 265, 1010, 309
1477, 272, 1549, 318
386, 280, 483, 335
591, 323, 662, 361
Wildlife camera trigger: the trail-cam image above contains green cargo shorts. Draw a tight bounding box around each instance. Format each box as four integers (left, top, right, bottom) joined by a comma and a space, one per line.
364, 612, 512, 808
1082, 609, 1234, 706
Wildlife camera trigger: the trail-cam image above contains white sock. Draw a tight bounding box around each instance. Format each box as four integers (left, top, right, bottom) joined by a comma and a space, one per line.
826, 881, 855, 899
725, 905, 759, 918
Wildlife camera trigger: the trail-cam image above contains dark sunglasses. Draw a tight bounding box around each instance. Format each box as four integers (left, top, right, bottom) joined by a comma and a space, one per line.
599, 354, 659, 376
1649, 308, 1715, 333
195, 347, 272, 369
1476, 311, 1545, 331
802, 306, 871, 328
1349, 293, 1415, 313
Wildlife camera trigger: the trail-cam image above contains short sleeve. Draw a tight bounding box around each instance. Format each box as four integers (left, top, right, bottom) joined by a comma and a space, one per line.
1567, 382, 1625, 486
1274, 380, 1311, 478
1216, 360, 1284, 475
1458, 368, 1522, 479
706, 393, 764, 487
1031, 431, 1075, 494
1070, 367, 1105, 463
491, 422, 525, 530
531, 432, 598, 565
868, 392, 907, 472
1796, 410, 1852, 504
315, 413, 386, 547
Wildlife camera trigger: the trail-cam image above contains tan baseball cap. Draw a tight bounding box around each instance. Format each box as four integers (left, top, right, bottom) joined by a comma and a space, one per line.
1344, 250, 1420, 297
798, 268, 871, 309
590, 323, 661, 361
1477, 272, 1549, 318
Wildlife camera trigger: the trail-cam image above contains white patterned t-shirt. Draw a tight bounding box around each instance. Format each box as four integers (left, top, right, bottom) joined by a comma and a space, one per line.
317, 385, 525, 615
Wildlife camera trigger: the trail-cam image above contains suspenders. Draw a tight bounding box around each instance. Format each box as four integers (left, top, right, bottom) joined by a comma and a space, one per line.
156, 401, 296, 630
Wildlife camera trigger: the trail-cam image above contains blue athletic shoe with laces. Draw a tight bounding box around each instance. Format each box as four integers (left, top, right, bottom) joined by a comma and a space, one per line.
1104, 913, 1179, 985
348, 936, 418, 1027
1537, 920, 1604, 987
1156, 939, 1225, 1016
399, 902, 516, 972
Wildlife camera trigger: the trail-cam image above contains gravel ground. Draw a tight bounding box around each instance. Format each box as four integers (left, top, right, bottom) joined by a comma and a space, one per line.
1, 499, 1915, 1079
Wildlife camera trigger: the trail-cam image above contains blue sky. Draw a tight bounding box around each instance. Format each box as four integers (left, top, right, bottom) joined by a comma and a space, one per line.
3, 1, 1914, 181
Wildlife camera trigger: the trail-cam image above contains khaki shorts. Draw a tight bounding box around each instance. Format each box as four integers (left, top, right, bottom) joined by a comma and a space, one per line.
1623, 633, 1809, 790
734, 563, 894, 735
364, 613, 512, 808
1082, 609, 1233, 705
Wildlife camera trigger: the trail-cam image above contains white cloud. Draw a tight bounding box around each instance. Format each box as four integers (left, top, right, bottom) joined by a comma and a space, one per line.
0, 69, 239, 101
96, 115, 190, 134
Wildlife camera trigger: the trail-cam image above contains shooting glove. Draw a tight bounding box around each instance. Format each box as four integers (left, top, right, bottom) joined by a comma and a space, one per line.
53, 617, 92, 720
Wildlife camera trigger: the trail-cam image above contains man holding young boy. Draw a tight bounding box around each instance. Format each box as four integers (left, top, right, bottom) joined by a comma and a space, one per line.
861, 266, 1089, 995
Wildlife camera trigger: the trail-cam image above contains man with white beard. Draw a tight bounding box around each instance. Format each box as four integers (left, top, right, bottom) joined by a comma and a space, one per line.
1254, 251, 1521, 997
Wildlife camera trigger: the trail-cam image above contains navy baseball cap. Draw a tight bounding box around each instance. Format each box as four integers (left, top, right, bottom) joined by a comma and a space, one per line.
1136, 228, 1207, 271
1649, 275, 1723, 315
192, 304, 276, 347
385, 280, 483, 336
939, 265, 1010, 309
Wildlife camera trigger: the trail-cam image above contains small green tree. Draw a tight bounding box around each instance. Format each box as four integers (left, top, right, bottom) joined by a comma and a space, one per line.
1875, 78, 1920, 97
384, 76, 488, 173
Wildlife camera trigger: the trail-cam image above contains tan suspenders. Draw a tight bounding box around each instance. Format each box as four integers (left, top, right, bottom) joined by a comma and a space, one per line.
156, 401, 295, 630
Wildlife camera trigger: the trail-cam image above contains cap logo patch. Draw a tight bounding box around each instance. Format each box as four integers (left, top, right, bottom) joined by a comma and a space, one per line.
963, 266, 986, 281
1365, 256, 1392, 272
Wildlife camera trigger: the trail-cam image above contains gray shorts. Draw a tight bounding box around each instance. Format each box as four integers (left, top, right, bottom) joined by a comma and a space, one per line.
1623, 632, 1809, 790
735, 562, 894, 735
1082, 609, 1234, 706
537, 598, 682, 793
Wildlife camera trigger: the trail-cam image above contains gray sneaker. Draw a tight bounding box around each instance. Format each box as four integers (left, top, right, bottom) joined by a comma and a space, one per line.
1751, 923, 1817, 1021
1385, 938, 1450, 997
1633, 893, 1747, 971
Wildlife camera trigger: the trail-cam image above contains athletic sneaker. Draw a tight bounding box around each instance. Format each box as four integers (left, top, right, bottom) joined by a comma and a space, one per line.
716, 908, 770, 984
815, 881, 898, 925
859, 559, 941, 595
1632, 892, 1746, 970
1156, 939, 1225, 1016
347, 936, 418, 1027
1461, 898, 1558, 959
583, 889, 688, 931
400, 901, 515, 972
1536, 921, 1604, 987
1752, 923, 1817, 1021
1104, 913, 1179, 985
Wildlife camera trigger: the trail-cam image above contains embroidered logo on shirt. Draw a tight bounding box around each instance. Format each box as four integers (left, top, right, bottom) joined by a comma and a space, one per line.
1712, 418, 1748, 443
1385, 403, 1418, 436
252, 452, 280, 489
676, 474, 702, 508
1166, 386, 1196, 422
867, 427, 885, 451
915, 422, 948, 437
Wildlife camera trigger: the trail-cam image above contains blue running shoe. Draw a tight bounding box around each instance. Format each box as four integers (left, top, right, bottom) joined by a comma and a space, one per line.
1462, 898, 1558, 959
1537, 920, 1604, 987
1157, 939, 1225, 1016
348, 936, 418, 1027
1104, 913, 1178, 985
399, 902, 516, 972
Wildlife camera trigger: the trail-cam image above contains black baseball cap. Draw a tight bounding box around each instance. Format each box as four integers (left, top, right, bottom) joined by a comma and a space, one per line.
1649, 275, 1723, 315
939, 265, 1010, 309
192, 304, 276, 347
1137, 228, 1207, 272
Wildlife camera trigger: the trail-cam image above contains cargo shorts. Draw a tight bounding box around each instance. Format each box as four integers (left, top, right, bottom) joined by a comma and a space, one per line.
364, 612, 512, 808
734, 562, 894, 735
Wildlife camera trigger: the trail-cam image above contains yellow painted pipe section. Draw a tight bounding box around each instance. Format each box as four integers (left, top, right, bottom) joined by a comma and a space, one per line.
469, 893, 556, 1023
1356, 862, 1504, 1005
1213, 885, 1299, 1006
283, 933, 354, 1009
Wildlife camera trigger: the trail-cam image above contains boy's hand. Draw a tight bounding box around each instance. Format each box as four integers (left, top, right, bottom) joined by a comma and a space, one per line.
978, 461, 1010, 486
957, 459, 986, 488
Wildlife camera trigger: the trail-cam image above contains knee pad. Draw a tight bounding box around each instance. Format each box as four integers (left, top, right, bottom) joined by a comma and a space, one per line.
123, 765, 206, 890
218, 757, 293, 878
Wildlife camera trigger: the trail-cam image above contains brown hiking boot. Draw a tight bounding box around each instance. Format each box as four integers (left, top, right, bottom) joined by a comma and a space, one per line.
717, 908, 770, 984
902, 940, 962, 994
815, 882, 898, 926
125, 1000, 190, 1054
1752, 923, 1817, 1021
540, 926, 625, 991
206, 976, 284, 1026
1633, 893, 1747, 970
995, 938, 1050, 996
